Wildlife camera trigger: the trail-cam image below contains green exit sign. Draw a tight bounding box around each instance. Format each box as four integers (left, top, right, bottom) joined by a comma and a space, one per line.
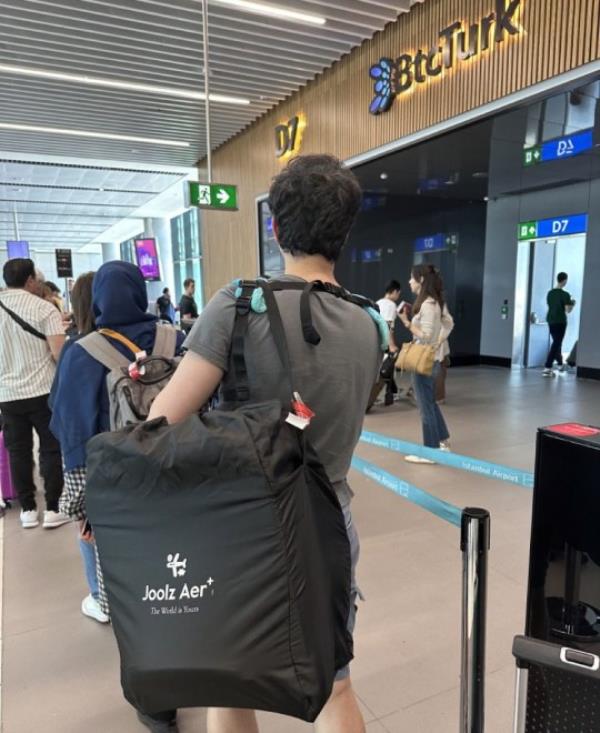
518, 221, 538, 240
188, 182, 238, 211
523, 146, 542, 167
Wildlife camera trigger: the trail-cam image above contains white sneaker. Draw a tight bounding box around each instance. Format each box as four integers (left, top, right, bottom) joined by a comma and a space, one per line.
43, 510, 71, 529
81, 594, 110, 624
542, 369, 555, 378
439, 441, 451, 452
405, 455, 437, 465
20, 509, 39, 529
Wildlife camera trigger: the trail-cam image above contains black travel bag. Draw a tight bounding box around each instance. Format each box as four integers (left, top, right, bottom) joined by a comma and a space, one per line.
85, 279, 367, 721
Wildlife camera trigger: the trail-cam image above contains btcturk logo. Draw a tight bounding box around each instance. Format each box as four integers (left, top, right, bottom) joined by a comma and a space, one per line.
369, 0, 523, 115
141, 553, 215, 606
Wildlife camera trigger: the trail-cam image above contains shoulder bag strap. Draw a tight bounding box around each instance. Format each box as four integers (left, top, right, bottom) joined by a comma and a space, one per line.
260, 281, 296, 402
153, 322, 177, 358
77, 332, 131, 371
0, 299, 46, 340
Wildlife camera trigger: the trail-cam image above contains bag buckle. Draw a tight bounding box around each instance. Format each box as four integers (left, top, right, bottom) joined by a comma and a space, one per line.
236, 282, 255, 315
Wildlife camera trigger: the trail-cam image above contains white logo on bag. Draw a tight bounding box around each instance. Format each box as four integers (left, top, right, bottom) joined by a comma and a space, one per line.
166, 553, 187, 578
141, 554, 215, 608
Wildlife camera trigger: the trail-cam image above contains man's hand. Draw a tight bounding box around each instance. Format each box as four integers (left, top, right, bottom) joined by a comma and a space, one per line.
79, 519, 94, 543
148, 351, 223, 424
398, 312, 411, 329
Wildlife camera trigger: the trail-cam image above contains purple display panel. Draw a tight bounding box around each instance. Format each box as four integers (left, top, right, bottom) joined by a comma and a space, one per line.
134, 238, 161, 281
6, 241, 30, 259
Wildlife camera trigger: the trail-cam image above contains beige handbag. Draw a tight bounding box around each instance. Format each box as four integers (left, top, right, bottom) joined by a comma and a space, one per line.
397, 341, 436, 376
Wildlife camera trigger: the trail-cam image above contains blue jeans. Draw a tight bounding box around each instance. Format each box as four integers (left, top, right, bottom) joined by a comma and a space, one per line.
79, 537, 99, 599
412, 362, 450, 448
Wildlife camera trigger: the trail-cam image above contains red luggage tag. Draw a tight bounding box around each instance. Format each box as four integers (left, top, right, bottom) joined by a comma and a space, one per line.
286, 392, 315, 431
128, 351, 147, 380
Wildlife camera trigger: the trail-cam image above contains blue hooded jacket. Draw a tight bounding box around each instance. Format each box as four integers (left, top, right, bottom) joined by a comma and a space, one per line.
50, 261, 184, 471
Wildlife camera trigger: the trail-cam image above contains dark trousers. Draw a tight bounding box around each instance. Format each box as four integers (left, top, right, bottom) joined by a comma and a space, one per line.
545, 323, 567, 369
0, 395, 63, 511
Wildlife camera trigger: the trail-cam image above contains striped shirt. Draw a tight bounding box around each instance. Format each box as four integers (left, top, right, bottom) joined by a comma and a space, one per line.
0, 289, 64, 402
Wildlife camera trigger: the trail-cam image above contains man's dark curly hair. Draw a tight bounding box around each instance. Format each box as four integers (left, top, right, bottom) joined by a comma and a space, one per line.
268, 154, 362, 262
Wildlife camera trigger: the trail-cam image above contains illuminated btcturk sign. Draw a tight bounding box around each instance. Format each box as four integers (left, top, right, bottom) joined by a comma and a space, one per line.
369, 0, 523, 115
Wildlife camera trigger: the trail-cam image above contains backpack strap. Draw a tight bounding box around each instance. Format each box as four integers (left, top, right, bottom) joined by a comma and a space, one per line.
299, 282, 322, 346
152, 323, 177, 359
223, 280, 258, 403
97, 328, 141, 357
77, 332, 131, 371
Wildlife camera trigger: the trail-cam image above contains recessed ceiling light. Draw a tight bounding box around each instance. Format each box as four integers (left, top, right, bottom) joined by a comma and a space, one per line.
380, 172, 388, 180
0, 123, 189, 147
214, 0, 326, 25
0, 63, 251, 106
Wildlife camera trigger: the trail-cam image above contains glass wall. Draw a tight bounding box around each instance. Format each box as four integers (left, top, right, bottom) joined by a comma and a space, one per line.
171, 208, 203, 306
120, 237, 139, 264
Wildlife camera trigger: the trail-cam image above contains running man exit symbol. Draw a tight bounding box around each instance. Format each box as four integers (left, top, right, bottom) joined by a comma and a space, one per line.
197, 185, 211, 205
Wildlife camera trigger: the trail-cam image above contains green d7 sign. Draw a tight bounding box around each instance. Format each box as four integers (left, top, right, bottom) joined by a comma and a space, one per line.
188, 182, 238, 211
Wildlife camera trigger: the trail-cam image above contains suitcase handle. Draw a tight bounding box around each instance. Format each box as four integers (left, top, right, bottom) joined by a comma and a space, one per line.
513, 635, 600, 678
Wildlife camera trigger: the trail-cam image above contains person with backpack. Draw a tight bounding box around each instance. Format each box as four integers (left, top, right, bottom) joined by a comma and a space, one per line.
50, 271, 110, 625
49, 261, 185, 632
144, 155, 381, 733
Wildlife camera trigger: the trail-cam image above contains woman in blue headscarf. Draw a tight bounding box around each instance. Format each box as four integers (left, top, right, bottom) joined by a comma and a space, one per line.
50, 261, 184, 733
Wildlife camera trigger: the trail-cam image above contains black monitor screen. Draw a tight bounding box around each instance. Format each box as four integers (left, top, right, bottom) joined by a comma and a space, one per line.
258, 200, 284, 278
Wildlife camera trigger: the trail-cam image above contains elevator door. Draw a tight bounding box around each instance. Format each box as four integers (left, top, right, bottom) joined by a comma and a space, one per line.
525, 235, 586, 368
526, 241, 555, 368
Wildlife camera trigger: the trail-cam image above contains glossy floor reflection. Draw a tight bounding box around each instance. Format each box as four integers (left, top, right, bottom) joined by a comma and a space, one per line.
3, 367, 599, 732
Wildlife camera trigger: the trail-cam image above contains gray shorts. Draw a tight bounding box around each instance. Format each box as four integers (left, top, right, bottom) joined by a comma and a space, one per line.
335, 503, 362, 682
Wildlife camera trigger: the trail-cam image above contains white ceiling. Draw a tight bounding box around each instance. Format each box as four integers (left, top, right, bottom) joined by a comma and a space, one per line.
0, 158, 193, 251
0, 0, 426, 166
0, 0, 426, 251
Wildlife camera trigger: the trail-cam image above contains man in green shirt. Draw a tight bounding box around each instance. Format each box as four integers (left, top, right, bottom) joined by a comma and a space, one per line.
544, 272, 576, 377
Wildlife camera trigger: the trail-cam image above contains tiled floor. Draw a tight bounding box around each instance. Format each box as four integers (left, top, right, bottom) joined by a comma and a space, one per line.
3, 367, 599, 732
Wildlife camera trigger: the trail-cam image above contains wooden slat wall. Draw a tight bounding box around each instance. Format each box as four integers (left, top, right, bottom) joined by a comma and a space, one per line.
202, 0, 600, 299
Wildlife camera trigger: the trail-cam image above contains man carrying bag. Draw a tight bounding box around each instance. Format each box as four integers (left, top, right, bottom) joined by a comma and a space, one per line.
86, 155, 383, 733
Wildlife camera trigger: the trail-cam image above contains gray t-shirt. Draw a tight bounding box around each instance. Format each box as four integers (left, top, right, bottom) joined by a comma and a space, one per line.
184, 276, 381, 506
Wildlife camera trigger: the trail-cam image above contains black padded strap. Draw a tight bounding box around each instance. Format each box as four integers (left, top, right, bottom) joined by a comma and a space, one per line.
267, 279, 376, 346
222, 278, 376, 403
300, 282, 322, 346
222, 281, 257, 403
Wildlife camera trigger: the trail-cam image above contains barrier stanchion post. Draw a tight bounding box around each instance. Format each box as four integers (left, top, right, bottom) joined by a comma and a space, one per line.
460, 508, 491, 733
